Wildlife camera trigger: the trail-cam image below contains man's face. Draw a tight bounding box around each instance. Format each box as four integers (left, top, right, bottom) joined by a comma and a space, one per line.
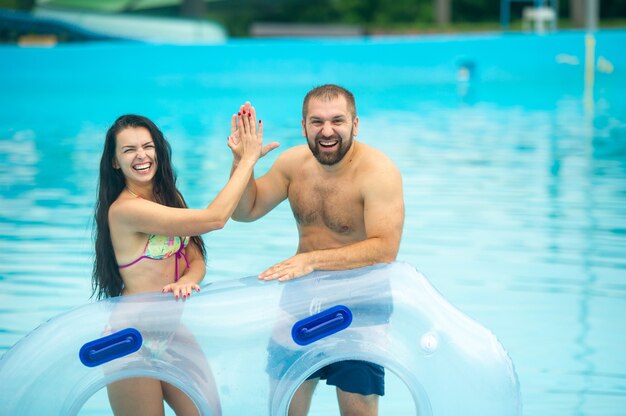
302, 96, 358, 166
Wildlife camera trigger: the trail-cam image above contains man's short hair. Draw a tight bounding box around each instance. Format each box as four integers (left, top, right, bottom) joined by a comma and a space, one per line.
302, 84, 357, 120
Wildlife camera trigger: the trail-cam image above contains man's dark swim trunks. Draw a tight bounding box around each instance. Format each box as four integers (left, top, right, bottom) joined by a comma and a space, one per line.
307, 359, 385, 396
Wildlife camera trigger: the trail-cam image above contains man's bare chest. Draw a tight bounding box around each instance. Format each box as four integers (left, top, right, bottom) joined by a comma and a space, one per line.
288, 178, 364, 235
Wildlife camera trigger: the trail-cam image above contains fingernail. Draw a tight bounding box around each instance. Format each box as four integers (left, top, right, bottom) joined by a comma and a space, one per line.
238, 112, 241, 116
242, 110, 246, 114
259, 120, 262, 124
248, 113, 251, 117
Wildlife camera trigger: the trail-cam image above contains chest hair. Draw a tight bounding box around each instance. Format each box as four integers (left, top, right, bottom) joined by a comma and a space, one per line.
289, 177, 363, 235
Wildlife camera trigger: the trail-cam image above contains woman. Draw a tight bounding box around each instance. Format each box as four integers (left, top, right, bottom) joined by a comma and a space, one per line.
93, 108, 276, 415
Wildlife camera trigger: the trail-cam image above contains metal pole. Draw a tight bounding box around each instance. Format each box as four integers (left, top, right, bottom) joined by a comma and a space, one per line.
435, 0, 451, 26
585, 0, 598, 32
500, 0, 510, 30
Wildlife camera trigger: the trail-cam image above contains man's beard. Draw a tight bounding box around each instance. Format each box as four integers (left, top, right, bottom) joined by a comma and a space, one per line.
306, 128, 354, 166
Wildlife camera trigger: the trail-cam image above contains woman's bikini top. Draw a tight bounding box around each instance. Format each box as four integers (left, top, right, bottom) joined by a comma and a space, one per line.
117, 189, 190, 281
118, 235, 190, 282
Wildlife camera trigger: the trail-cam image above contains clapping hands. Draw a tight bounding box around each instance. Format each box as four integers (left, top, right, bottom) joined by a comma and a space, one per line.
228, 102, 279, 163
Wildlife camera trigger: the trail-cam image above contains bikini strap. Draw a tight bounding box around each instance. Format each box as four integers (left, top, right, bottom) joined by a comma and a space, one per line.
174, 243, 190, 282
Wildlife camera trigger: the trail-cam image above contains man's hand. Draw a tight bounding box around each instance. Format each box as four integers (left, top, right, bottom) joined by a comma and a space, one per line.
258, 253, 315, 282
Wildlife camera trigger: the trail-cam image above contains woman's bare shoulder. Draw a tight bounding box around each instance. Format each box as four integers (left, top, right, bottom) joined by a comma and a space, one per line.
108, 193, 144, 228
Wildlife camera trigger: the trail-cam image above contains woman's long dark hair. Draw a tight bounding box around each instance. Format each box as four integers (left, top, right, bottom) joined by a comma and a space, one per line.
92, 114, 206, 299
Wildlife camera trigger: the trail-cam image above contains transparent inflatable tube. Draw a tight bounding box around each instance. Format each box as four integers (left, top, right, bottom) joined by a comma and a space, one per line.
0, 262, 521, 415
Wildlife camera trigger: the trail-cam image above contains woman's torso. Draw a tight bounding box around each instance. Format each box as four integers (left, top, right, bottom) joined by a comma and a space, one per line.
109, 192, 190, 295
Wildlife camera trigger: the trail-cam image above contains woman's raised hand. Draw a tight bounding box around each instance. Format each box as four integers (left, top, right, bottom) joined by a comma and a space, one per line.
228, 102, 279, 163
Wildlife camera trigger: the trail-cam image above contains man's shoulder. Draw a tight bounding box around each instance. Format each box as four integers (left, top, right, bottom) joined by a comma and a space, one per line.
355, 143, 403, 197
272, 144, 312, 176
276, 144, 311, 165
356, 142, 399, 172
281, 144, 309, 157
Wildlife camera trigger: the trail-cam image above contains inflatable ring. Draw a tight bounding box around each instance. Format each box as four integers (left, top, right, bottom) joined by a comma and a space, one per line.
0, 262, 521, 414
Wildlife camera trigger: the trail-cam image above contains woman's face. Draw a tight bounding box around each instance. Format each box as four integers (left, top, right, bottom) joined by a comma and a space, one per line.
113, 126, 158, 186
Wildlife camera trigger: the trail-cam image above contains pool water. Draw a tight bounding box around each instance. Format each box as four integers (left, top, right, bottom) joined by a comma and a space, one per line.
1, 31, 625, 415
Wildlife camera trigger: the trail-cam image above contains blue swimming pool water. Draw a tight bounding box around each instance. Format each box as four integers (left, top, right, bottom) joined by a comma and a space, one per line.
1, 30, 625, 415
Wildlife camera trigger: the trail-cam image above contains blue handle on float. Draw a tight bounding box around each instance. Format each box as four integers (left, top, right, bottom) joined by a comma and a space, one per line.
292, 305, 352, 346
79, 328, 142, 367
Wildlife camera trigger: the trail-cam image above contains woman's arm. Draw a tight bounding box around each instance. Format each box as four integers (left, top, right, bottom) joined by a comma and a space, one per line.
162, 241, 206, 299
111, 108, 276, 237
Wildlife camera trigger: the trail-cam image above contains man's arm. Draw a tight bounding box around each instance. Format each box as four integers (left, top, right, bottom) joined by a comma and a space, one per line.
230, 150, 293, 222
259, 157, 404, 281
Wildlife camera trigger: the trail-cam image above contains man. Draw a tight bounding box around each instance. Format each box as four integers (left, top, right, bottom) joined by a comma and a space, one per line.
229, 84, 404, 416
